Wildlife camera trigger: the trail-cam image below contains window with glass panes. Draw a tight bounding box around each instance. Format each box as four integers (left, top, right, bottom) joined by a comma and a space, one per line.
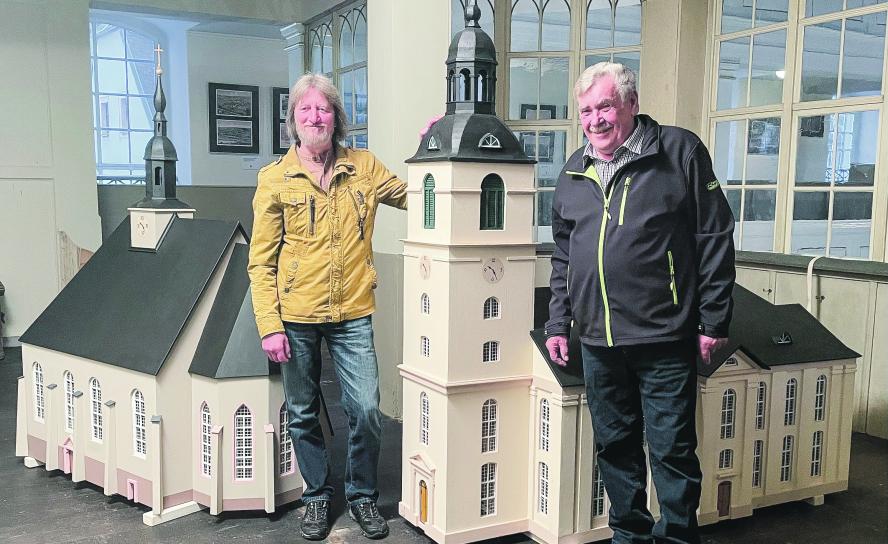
709, 0, 887, 260
90, 22, 160, 183
306, 2, 368, 148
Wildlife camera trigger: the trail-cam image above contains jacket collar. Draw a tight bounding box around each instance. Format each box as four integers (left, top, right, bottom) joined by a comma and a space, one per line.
568, 114, 662, 176
282, 144, 357, 179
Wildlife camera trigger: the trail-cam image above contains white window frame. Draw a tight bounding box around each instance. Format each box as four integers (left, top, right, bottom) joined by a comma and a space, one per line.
539, 398, 550, 451
90, 378, 103, 442
780, 434, 794, 482
483, 296, 501, 319
481, 399, 498, 453
132, 390, 147, 457
421, 293, 431, 314
234, 405, 254, 481
719, 448, 734, 469
482, 340, 500, 363
480, 462, 497, 516
752, 439, 764, 488
814, 374, 827, 421
785, 378, 797, 425
64, 371, 75, 432
420, 392, 430, 446
33, 363, 45, 422
811, 430, 823, 477
755, 381, 767, 430
201, 402, 212, 477
720, 388, 736, 439
421, 336, 431, 357
538, 462, 549, 514
279, 404, 294, 475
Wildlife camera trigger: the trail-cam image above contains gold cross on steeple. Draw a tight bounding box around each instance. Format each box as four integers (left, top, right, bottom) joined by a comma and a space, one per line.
154, 44, 163, 75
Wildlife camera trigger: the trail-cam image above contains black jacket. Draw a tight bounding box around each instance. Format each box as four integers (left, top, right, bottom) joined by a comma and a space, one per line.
545, 115, 735, 346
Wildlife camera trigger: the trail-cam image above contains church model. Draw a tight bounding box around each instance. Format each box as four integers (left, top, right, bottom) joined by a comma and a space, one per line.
398, 5, 859, 543
15, 51, 302, 526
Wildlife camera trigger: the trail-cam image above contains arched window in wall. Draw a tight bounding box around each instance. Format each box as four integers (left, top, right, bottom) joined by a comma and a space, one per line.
132, 390, 147, 457
90, 378, 103, 442
784, 378, 797, 425
280, 404, 294, 475
539, 398, 550, 451
480, 174, 505, 230
482, 341, 500, 363
814, 374, 827, 421
421, 293, 431, 314
480, 462, 497, 516
64, 372, 75, 432
538, 462, 549, 514
481, 399, 498, 452
200, 403, 212, 477
420, 392, 430, 445
483, 296, 500, 319
720, 389, 736, 439
460, 68, 472, 100
780, 434, 794, 482
424, 174, 436, 229
90, 21, 162, 184
234, 404, 254, 480
33, 363, 45, 422
755, 381, 767, 430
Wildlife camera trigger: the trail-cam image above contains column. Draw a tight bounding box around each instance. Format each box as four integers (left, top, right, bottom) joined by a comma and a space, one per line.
280, 23, 305, 86
103, 400, 117, 495
72, 390, 86, 482
264, 423, 276, 513
210, 425, 223, 515
150, 416, 163, 513
15, 377, 27, 457
44, 383, 59, 470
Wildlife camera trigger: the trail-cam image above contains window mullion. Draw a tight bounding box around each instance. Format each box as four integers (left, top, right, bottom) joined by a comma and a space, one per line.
836, 18, 847, 98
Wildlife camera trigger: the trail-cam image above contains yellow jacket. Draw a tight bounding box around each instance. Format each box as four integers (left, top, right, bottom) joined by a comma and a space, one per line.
248, 146, 407, 337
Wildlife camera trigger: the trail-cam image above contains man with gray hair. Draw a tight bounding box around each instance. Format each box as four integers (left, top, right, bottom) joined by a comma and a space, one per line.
544, 62, 735, 543
248, 73, 406, 540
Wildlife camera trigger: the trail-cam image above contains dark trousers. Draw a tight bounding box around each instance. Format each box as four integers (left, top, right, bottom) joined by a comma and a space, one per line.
581, 339, 701, 544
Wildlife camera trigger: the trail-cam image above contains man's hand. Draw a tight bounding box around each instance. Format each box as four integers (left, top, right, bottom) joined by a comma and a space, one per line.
419, 114, 444, 139
698, 334, 728, 365
262, 332, 291, 363
545, 335, 569, 367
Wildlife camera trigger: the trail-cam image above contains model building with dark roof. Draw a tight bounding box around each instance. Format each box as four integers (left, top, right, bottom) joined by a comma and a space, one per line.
398, 5, 859, 543
14, 54, 302, 526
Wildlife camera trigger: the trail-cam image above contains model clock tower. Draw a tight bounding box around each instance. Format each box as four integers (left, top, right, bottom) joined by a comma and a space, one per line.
399, 3, 538, 542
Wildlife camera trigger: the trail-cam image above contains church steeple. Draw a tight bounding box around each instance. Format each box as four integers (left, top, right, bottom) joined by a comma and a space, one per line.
445, 0, 497, 115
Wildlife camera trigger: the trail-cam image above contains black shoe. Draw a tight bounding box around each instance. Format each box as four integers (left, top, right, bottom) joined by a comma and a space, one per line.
349, 501, 389, 539
300, 499, 331, 541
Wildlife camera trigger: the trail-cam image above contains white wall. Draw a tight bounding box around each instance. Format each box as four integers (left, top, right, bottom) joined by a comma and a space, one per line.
0, 0, 102, 339
187, 31, 289, 186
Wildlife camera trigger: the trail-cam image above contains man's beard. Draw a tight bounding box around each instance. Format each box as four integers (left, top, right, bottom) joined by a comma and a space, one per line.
296, 123, 334, 148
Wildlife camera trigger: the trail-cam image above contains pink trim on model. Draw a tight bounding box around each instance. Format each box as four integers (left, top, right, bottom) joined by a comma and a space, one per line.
222, 497, 266, 511
27, 435, 46, 463
193, 490, 211, 507
115, 468, 153, 508
84, 456, 105, 487
163, 489, 194, 508
60, 439, 73, 474
126, 479, 138, 502
232, 403, 255, 482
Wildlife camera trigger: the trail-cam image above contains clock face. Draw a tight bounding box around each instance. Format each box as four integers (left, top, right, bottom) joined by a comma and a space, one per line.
136, 215, 149, 236
419, 256, 431, 280
481, 257, 504, 283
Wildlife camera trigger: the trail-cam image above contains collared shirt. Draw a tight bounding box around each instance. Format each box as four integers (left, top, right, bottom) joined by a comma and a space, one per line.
583, 118, 645, 189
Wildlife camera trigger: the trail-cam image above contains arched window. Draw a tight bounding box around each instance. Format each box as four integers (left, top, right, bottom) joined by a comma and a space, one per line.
234, 405, 253, 480
33, 363, 45, 422
784, 378, 797, 426
309, 22, 334, 75
752, 440, 764, 487
90, 378, 103, 442
720, 389, 736, 439
336, 5, 368, 146
280, 403, 294, 475
421, 336, 431, 357
780, 435, 794, 482
423, 174, 436, 229
755, 382, 767, 430
477, 70, 488, 102
427, 136, 440, 151
132, 390, 147, 457
447, 69, 454, 102
483, 296, 500, 319
460, 68, 472, 100
420, 392, 430, 445
482, 341, 500, 363
814, 375, 827, 421
481, 399, 498, 453
538, 462, 549, 514
718, 448, 733, 469
200, 403, 212, 477
478, 133, 502, 149
90, 22, 165, 183
480, 462, 497, 516
811, 430, 824, 477
586, 0, 642, 49
480, 174, 505, 230
421, 293, 431, 314
539, 398, 550, 451
64, 372, 75, 432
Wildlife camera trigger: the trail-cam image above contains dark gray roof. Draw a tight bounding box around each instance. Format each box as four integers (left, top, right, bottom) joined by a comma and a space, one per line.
530, 284, 859, 384
448, 20, 496, 64
20, 217, 246, 375
406, 113, 534, 164
190, 243, 277, 379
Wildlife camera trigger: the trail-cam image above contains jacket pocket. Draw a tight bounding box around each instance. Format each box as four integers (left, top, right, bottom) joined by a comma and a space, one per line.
279, 191, 309, 238
279, 246, 300, 294
667, 250, 679, 306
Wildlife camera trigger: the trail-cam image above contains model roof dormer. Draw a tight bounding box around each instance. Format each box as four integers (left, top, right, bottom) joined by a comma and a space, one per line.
129, 45, 194, 252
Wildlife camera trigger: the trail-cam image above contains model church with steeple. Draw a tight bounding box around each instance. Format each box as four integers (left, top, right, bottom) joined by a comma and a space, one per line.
399, 3, 860, 543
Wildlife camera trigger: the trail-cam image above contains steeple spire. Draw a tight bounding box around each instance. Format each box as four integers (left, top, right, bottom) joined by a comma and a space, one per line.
465, 0, 481, 28
445, 0, 497, 115
153, 44, 167, 137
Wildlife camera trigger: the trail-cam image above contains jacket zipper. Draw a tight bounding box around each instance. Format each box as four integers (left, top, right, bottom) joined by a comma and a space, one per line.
579, 164, 615, 347
618, 177, 632, 226
309, 195, 316, 236
668, 250, 679, 305
349, 188, 366, 240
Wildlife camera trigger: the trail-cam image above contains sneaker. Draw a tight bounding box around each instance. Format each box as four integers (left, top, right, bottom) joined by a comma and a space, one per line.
349, 500, 389, 539
300, 499, 331, 541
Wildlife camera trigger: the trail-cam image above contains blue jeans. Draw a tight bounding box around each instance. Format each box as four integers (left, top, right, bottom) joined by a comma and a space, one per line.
281, 316, 382, 505
581, 339, 701, 544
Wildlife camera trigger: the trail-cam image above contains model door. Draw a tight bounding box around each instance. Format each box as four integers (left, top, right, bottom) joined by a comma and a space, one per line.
62, 445, 72, 474
419, 480, 428, 523
717, 481, 731, 517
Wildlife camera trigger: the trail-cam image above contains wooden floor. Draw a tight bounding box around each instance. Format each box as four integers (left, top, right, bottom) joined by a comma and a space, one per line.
1, 346, 885, 543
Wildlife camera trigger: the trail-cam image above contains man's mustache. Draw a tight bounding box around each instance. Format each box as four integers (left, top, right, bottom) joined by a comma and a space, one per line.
588, 123, 612, 134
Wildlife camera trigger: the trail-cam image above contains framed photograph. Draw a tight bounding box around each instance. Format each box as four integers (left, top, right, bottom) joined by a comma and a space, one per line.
208, 83, 259, 154
747, 117, 781, 155
800, 115, 825, 138
537, 133, 554, 163
272, 87, 291, 155
519, 103, 558, 120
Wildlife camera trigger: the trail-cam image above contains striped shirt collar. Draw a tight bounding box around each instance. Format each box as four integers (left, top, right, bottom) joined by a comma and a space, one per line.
583, 118, 644, 164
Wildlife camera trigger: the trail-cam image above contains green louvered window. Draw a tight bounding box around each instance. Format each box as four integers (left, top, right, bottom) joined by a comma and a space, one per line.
480, 174, 505, 230
423, 174, 436, 229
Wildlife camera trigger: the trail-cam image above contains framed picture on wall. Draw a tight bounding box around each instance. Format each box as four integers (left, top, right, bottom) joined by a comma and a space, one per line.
208, 82, 259, 154
747, 117, 781, 155
272, 87, 291, 155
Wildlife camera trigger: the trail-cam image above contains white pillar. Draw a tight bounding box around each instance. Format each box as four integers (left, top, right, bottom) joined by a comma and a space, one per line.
72, 390, 86, 482
103, 400, 117, 496
264, 423, 276, 513
44, 383, 59, 470
15, 377, 27, 457
210, 425, 224, 515
150, 415, 163, 513
281, 23, 305, 85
